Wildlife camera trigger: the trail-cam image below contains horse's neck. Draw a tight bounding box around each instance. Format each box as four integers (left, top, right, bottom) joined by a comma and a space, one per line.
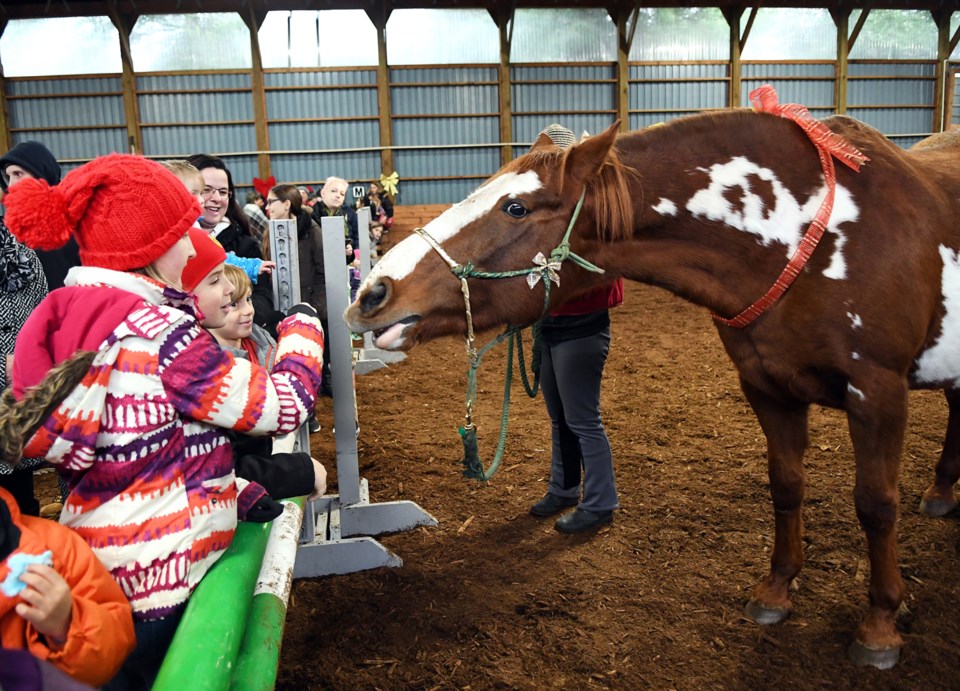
602, 112, 829, 319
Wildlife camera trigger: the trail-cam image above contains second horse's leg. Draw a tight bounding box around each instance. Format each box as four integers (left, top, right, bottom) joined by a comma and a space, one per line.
740, 381, 809, 624
919, 388, 960, 516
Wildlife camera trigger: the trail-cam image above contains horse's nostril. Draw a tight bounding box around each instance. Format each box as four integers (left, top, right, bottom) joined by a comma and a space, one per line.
361, 280, 388, 313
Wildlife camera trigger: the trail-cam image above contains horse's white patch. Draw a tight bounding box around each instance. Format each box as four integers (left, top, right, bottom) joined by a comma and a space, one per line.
685, 156, 859, 280
851, 351, 861, 361
914, 246, 960, 385
847, 383, 866, 401
653, 198, 677, 216
364, 171, 543, 286
847, 312, 862, 329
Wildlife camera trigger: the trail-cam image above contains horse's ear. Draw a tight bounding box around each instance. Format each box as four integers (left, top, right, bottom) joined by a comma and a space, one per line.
562, 121, 620, 192
530, 132, 556, 152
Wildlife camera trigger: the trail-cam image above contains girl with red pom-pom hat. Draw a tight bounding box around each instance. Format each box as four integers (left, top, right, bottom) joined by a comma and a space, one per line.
0, 154, 325, 689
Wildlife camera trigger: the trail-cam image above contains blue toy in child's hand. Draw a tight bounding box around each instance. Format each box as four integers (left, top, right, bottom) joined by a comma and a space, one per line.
2, 550, 53, 596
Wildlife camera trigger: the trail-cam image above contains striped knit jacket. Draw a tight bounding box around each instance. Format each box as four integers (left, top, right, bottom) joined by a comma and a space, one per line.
12, 267, 324, 621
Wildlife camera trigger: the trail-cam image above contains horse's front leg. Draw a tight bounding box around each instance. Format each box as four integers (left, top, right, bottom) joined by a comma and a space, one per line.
919, 388, 960, 516
846, 374, 907, 669
740, 380, 809, 625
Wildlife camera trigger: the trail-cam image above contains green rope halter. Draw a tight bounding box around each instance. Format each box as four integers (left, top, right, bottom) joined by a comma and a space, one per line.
413, 188, 606, 482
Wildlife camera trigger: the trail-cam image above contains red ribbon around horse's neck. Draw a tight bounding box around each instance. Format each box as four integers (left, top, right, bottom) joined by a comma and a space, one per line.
712, 85, 869, 329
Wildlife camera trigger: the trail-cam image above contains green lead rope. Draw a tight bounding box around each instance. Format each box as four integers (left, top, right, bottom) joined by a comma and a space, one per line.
416, 189, 603, 483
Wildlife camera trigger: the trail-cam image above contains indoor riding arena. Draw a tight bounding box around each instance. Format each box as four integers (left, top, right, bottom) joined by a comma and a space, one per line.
6, 0, 960, 689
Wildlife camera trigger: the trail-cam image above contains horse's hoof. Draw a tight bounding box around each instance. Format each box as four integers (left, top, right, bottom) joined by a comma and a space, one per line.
918, 495, 956, 517
848, 639, 900, 669
744, 599, 790, 625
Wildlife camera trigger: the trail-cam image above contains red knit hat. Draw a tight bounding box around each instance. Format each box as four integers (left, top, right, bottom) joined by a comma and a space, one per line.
4, 153, 199, 272
181, 227, 227, 292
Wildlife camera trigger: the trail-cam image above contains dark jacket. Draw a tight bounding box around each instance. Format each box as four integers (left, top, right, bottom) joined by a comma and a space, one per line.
297, 211, 327, 322
312, 201, 358, 248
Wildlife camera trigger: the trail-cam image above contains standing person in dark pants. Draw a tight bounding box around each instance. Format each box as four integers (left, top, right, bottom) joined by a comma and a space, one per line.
527, 123, 623, 534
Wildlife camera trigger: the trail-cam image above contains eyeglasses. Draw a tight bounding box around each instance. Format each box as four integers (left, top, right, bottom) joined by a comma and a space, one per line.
265, 197, 280, 205
202, 186, 231, 199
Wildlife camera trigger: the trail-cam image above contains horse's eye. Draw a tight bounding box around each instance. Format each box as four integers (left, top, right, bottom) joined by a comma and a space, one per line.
504, 201, 528, 218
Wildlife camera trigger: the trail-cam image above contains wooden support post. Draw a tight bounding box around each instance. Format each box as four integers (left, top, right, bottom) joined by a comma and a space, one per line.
107, 4, 141, 154
610, 5, 638, 132
933, 9, 956, 132
722, 6, 745, 108
243, 6, 271, 182
830, 8, 851, 115
367, 2, 394, 182
490, 7, 514, 165
0, 19, 10, 154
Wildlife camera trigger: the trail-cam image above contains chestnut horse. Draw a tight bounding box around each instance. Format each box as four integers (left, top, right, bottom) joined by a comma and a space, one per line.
345, 90, 960, 668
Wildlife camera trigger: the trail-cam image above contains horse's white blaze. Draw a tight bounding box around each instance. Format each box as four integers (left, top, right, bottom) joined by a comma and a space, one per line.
914, 245, 960, 385
685, 156, 859, 280
847, 383, 866, 401
847, 312, 863, 329
852, 351, 861, 361
363, 171, 543, 286
653, 198, 677, 216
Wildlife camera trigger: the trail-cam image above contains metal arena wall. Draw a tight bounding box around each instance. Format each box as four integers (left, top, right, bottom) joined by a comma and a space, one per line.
3, 57, 953, 204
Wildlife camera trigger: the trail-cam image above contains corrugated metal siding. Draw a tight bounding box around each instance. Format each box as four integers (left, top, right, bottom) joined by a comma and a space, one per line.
139, 92, 253, 124
266, 88, 377, 119
10, 129, 127, 160
393, 118, 499, 146
264, 70, 377, 88
511, 64, 616, 141
268, 121, 380, 151
391, 67, 497, 84
848, 62, 936, 78
137, 73, 252, 91
395, 148, 498, 178
391, 85, 499, 116
270, 152, 381, 186
629, 62, 727, 130
140, 124, 256, 157
846, 108, 932, 138
739, 63, 836, 111
7, 76, 127, 161
401, 179, 481, 206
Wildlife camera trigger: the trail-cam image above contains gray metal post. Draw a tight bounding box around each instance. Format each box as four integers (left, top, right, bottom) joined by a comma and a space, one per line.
320, 217, 362, 506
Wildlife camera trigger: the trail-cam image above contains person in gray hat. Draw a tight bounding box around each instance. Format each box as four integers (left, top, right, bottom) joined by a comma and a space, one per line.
0, 141, 80, 290
527, 124, 623, 534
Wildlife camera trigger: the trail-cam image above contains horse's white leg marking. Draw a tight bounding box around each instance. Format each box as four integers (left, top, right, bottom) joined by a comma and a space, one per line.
914, 246, 960, 385
364, 171, 543, 285
685, 157, 859, 280
653, 198, 677, 216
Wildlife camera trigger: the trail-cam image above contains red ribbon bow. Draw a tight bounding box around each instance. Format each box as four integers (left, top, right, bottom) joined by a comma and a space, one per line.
253, 176, 276, 198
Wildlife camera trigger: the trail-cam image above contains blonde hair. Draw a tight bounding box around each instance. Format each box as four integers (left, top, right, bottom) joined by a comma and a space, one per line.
222, 264, 252, 302
160, 159, 204, 188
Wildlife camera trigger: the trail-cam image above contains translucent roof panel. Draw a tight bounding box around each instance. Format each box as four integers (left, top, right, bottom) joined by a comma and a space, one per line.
259, 10, 378, 68
740, 8, 836, 61
132, 13, 251, 71
849, 9, 937, 60
630, 8, 728, 62
0, 17, 121, 77
387, 10, 498, 65
512, 8, 617, 63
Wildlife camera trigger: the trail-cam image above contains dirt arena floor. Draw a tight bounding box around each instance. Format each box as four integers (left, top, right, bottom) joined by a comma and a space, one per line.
278, 269, 960, 688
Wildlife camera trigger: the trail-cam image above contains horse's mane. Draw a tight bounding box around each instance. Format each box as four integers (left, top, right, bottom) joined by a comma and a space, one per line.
517, 145, 640, 243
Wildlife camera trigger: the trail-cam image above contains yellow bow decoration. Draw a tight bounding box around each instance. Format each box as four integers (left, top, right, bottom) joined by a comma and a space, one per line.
527, 252, 562, 289
379, 171, 399, 197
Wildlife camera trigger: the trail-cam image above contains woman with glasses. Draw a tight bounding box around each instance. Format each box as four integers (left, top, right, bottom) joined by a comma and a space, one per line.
187, 154, 283, 335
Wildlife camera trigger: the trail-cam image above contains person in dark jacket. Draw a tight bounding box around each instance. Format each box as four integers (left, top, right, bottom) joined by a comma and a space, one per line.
187, 153, 284, 335
311, 176, 358, 249
0, 141, 80, 290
